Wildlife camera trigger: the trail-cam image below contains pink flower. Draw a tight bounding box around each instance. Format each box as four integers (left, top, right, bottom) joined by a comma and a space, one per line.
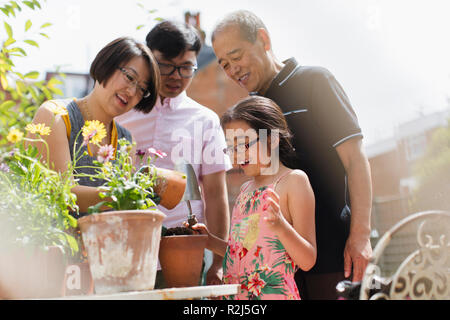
147, 147, 167, 159
97, 144, 115, 163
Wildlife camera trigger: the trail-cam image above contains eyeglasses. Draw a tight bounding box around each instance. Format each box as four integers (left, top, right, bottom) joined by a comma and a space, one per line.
157, 62, 198, 78
118, 67, 151, 98
223, 137, 259, 155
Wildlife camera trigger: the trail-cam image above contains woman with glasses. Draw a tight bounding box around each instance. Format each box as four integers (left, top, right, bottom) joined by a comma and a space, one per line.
27, 37, 160, 215
188, 96, 317, 300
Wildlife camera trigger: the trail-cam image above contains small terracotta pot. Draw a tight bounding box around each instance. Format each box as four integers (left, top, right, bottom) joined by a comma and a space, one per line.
159, 235, 208, 288
0, 246, 66, 299
78, 209, 165, 295
141, 166, 187, 210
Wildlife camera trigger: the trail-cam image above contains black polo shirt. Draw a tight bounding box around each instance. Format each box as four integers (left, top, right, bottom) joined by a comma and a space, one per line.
260, 58, 363, 273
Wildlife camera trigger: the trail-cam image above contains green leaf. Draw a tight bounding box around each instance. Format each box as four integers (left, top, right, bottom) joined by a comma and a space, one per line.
23, 39, 39, 47
136, 24, 145, 30
0, 100, 15, 111
39, 32, 49, 39
25, 19, 32, 31
0, 8, 10, 16
8, 46, 27, 56
40, 22, 52, 29
24, 71, 39, 79
23, 1, 34, 9
4, 37, 16, 47
4, 21, 13, 38
0, 73, 8, 89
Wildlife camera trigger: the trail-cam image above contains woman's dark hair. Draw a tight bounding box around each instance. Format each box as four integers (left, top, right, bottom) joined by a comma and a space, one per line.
89, 37, 160, 113
145, 20, 202, 60
221, 96, 296, 168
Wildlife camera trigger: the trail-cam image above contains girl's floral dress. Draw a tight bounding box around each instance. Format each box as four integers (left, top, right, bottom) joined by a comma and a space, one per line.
222, 177, 301, 300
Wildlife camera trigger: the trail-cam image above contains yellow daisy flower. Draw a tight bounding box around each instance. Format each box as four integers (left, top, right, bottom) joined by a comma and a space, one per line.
25, 123, 52, 136
82, 120, 106, 144
7, 128, 24, 143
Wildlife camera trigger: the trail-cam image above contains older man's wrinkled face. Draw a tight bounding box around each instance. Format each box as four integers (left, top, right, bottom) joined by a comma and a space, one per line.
212, 26, 270, 94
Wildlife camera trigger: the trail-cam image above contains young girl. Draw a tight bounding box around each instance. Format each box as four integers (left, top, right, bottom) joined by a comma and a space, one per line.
189, 96, 316, 300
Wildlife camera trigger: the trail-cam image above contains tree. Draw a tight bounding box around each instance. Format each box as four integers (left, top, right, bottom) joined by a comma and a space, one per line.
0, 0, 64, 151
412, 118, 450, 211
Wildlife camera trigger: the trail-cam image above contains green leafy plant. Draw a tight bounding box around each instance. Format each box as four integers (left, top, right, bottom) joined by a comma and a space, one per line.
0, 123, 79, 255
66, 119, 163, 214
0, 0, 64, 151
85, 139, 162, 214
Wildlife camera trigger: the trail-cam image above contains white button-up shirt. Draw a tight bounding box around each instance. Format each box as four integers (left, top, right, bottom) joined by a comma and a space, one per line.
116, 91, 231, 228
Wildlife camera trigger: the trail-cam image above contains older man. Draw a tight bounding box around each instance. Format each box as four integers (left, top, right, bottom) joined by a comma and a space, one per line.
212, 10, 373, 300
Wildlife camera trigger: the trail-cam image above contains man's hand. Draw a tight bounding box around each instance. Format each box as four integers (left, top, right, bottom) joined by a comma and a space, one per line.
344, 233, 372, 282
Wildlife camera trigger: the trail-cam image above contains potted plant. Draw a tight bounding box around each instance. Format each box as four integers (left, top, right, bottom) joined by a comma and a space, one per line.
0, 125, 79, 299
75, 127, 186, 295
158, 161, 208, 288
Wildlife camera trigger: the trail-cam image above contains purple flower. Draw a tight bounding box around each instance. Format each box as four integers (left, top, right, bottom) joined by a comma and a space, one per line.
136, 149, 146, 159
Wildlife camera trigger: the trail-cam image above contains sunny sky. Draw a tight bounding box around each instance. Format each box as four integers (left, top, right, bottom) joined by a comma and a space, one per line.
5, 0, 450, 146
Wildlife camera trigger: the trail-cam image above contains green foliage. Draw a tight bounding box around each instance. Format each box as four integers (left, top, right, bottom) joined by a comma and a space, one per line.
135, 2, 163, 31
412, 118, 450, 211
0, 0, 77, 255
0, 132, 79, 254
77, 138, 161, 214
0, 0, 63, 150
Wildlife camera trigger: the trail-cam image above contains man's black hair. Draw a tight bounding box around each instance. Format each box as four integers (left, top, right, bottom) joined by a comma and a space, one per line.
146, 20, 202, 59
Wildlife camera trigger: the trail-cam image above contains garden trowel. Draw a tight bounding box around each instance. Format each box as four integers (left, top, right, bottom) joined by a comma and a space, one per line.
174, 159, 202, 227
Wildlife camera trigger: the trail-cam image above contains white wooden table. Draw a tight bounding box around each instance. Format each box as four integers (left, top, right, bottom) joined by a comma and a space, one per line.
57, 284, 240, 300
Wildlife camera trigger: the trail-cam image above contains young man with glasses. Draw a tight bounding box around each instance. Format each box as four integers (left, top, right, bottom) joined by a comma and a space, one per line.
116, 20, 232, 287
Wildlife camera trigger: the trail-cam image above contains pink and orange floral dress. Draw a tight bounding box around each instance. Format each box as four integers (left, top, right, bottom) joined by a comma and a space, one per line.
222, 178, 301, 300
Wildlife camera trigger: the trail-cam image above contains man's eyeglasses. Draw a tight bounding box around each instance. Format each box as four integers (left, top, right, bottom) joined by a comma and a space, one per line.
223, 137, 259, 155
157, 62, 198, 78
118, 67, 151, 98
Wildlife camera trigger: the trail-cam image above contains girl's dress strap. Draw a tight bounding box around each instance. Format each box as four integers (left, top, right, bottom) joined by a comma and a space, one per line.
273, 171, 291, 190
240, 180, 253, 193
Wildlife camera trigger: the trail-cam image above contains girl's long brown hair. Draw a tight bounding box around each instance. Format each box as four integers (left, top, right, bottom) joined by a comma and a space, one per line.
221, 96, 296, 168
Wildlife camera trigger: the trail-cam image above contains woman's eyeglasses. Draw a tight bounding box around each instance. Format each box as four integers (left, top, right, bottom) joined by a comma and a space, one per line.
118, 67, 151, 98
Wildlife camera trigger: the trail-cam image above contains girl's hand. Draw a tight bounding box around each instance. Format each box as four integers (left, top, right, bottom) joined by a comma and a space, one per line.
262, 188, 288, 232
183, 221, 209, 236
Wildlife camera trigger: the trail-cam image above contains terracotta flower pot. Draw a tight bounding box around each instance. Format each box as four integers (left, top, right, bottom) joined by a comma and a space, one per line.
78, 209, 165, 295
140, 166, 187, 210
0, 246, 66, 299
159, 234, 208, 288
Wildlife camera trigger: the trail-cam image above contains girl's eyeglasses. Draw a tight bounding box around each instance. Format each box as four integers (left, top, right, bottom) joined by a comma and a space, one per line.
223, 137, 259, 155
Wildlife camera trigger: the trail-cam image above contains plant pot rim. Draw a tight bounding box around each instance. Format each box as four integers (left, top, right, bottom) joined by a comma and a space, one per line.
78, 209, 166, 224
161, 234, 208, 239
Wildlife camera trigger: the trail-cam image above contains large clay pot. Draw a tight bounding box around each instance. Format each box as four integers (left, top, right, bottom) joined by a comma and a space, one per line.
78, 209, 165, 294
141, 166, 187, 210
159, 235, 208, 288
0, 246, 66, 299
